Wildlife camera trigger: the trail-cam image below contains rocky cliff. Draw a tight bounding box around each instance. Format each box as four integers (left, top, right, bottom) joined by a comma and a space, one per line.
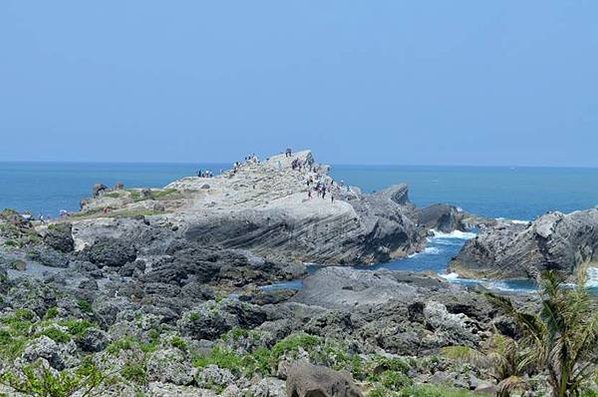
74, 150, 437, 265
449, 208, 598, 279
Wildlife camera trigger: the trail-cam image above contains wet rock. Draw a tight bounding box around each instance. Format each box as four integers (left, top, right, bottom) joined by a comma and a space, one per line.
417, 204, 467, 233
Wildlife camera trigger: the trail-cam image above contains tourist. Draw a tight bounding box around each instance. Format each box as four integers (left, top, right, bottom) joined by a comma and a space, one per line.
331, 194, 334, 204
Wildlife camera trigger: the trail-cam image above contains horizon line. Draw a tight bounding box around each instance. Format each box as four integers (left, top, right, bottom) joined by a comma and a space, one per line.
1, 159, 598, 170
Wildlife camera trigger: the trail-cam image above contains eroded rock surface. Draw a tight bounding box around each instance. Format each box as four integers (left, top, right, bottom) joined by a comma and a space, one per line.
450, 209, 598, 279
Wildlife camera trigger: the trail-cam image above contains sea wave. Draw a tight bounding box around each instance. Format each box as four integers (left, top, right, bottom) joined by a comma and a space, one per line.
586, 267, 598, 288
430, 229, 477, 240
496, 217, 531, 225
423, 247, 441, 255
438, 272, 460, 281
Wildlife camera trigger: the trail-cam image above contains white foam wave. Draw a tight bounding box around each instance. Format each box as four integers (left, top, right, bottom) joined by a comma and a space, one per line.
438, 272, 460, 281
496, 217, 530, 225
430, 229, 477, 240
511, 219, 531, 225
423, 247, 441, 255
586, 267, 598, 288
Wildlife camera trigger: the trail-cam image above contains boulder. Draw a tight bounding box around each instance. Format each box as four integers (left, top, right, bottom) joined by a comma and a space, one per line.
285, 361, 363, 397
147, 348, 196, 385
79, 237, 137, 267
78, 328, 109, 352
43, 223, 74, 253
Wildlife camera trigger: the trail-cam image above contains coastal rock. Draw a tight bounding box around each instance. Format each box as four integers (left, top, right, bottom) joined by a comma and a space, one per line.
449, 209, 598, 279
43, 223, 74, 253
165, 150, 425, 265
286, 361, 363, 397
78, 328, 109, 352
79, 237, 137, 267
147, 348, 196, 385
292, 266, 439, 309
92, 183, 108, 197
417, 204, 467, 233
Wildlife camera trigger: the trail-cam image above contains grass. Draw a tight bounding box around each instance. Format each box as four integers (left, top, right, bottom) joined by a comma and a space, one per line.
41, 327, 71, 344
78, 299, 93, 314
121, 362, 147, 385
396, 384, 478, 397
170, 336, 188, 351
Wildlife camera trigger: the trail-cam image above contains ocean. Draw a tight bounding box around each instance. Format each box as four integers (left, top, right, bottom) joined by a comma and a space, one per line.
2, 162, 598, 291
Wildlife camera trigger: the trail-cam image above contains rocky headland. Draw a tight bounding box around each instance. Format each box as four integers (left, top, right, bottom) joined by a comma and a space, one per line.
449, 209, 598, 280
0, 150, 595, 396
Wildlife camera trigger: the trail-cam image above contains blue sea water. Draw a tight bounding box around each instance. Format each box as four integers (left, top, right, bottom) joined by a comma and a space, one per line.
2, 162, 598, 291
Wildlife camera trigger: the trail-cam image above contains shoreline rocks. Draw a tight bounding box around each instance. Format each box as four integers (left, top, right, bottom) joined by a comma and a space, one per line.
449, 209, 598, 279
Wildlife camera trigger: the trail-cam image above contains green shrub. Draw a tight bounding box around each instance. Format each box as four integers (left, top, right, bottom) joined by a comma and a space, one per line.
121, 362, 147, 385
170, 336, 188, 351
193, 346, 244, 373
44, 307, 59, 320
77, 299, 93, 314
62, 319, 94, 337
41, 327, 71, 344
271, 333, 321, 360
380, 371, 412, 391
107, 337, 136, 355
0, 360, 104, 397
397, 384, 477, 397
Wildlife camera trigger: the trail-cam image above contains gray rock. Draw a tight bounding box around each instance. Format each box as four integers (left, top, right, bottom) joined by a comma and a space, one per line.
78, 328, 109, 352
22, 336, 65, 370
27, 248, 69, 268
450, 209, 598, 279
147, 348, 196, 385
80, 237, 137, 267
10, 259, 27, 271
43, 223, 74, 253
286, 361, 363, 397
248, 377, 286, 397
417, 204, 467, 233
78, 279, 98, 290
195, 364, 235, 389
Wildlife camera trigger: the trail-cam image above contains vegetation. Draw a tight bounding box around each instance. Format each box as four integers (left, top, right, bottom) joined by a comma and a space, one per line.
442, 335, 528, 396
486, 265, 598, 397
0, 358, 106, 397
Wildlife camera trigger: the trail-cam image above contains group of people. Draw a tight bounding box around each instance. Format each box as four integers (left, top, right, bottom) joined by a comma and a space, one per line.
244, 153, 260, 164
306, 176, 339, 204
197, 169, 214, 178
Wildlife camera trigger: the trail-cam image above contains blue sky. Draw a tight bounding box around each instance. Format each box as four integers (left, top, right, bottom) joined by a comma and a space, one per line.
1, 1, 597, 166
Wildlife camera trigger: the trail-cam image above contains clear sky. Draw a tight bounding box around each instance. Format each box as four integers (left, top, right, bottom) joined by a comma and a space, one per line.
1, 1, 597, 166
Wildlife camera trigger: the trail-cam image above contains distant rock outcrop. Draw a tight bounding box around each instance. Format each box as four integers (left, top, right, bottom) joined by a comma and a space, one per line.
449, 209, 598, 279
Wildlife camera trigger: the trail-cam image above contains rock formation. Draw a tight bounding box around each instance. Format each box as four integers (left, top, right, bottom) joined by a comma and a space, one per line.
449, 208, 598, 279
